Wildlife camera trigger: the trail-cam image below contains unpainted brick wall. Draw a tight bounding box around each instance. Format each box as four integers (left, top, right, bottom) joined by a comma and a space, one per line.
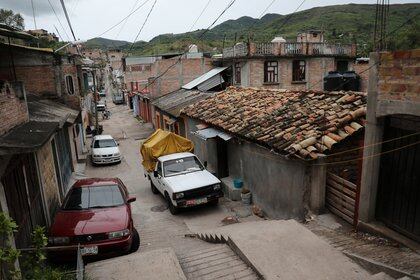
15, 65, 56, 95
0, 83, 29, 136
378, 49, 420, 102
246, 57, 357, 91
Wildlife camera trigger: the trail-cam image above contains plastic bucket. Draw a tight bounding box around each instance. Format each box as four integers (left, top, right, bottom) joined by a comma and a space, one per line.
233, 179, 243, 189
241, 192, 251, 205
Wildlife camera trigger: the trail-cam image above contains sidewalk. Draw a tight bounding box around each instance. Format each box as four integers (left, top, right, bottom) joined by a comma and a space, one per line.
194, 219, 370, 280
306, 214, 420, 278
85, 248, 186, 280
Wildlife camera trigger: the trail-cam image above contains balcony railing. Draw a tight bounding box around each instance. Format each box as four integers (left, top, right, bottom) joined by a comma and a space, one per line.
223, 43, 248, 58
223, 42, 356, 58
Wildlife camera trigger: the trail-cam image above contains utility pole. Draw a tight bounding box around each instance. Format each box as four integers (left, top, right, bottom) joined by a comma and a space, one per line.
92, 69, 99, 132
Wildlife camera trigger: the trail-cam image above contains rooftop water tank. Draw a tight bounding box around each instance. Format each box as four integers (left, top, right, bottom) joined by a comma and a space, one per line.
271, 36, 286, 43
324, 71, 343, 91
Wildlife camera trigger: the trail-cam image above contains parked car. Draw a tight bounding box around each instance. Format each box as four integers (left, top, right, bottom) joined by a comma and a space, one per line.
146, 152, 223, 215
113, 91, 124, 104
48, 178, 139, 260
99, 90, 106, 98
91, 135, 121, 165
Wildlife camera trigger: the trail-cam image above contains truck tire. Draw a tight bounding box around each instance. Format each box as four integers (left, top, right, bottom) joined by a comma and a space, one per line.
150, 181, 159, 194
208, 198, 219, 206
165, 193, 179, 215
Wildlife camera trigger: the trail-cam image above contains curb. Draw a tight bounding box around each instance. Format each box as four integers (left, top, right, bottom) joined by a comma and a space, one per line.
343, 251, 419, 280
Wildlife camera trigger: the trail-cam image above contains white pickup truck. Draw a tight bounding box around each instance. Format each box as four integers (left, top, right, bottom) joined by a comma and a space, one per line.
145, 152, 223, 215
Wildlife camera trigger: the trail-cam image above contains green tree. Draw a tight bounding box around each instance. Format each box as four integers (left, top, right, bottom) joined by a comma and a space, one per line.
0, 9, 25, 30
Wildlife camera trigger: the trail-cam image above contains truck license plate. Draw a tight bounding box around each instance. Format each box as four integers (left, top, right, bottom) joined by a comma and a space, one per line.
81, 246, 98, 256
186, 198, 207, 206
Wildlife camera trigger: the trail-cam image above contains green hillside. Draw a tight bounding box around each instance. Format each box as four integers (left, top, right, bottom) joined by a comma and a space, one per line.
85, 3, 420, 56
84, 37, 130, 49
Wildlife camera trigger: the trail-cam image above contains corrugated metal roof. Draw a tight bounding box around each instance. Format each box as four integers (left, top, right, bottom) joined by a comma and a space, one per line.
28, 97, 79, 127
182, 67, 227, 90
152, 89, 214, 117
197, 74, 225, 91
194, 128, 232, 141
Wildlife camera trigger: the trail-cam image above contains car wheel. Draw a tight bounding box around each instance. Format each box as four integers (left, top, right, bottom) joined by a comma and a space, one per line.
129, 228, 140, 253
150, 181, 159, 194
165, 193, 179, 215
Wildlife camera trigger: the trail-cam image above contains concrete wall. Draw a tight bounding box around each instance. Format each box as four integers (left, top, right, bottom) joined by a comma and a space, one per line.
186, 117, 311, 220
226, 140, 309, 220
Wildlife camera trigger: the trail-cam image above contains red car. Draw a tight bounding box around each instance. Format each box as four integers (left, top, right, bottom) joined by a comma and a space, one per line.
48, 178, 139, 260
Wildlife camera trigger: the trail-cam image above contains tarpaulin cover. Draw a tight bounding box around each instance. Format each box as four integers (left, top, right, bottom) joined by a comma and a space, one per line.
140, 129, 194, 172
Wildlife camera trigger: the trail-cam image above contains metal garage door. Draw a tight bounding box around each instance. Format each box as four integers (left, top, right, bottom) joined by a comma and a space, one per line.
55, 128, 73, 195
376, 116, 420, 242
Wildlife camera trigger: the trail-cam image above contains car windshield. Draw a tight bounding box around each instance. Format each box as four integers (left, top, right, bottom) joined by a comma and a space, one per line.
94, 139, 116, 148
63, 185, 124, 210
163, 156, 204, 177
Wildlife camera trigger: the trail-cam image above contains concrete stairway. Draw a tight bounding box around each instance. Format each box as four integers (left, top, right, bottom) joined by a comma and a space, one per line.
177, 243, 259, 280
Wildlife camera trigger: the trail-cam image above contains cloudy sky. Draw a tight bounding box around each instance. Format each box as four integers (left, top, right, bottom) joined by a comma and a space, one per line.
1, 0, 417, 42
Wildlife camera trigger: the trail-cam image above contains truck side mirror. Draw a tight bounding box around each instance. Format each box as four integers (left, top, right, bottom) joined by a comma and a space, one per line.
204, 161, 208, 168
153, 171, 158, 177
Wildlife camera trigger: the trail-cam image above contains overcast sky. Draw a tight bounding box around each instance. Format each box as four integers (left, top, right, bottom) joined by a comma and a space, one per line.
1, 0, 418, 42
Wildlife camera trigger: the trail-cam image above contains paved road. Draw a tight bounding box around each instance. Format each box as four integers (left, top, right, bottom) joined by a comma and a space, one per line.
84, 95, 260, 280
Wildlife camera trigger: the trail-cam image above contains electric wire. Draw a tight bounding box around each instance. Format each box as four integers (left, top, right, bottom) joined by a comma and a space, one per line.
96, 0, 152, 38
135, 0, 238, 92
59, 0, 77, 41
189, 0, 213, 32
47, 0, 71, 41
30, 0, 37, 29
127, 0, 158, 53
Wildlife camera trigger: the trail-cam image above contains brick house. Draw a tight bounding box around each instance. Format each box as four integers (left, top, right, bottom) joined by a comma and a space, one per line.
218, 31, 368, 92
151, 67, 229, 136
0, 30, 88, 254
182, 87, 366, 220
358, 49, 420, 245
123, 51, 213, 127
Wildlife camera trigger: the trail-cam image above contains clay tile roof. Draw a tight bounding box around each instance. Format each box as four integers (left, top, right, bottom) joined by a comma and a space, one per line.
182, 87, 367, 159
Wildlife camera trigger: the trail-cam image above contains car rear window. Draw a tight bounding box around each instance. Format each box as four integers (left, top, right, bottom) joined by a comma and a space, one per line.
94, 139, 117, 148
63, 185, 124, 210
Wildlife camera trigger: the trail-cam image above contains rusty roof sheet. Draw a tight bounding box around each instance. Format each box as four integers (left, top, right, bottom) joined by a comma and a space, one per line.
182, 87, 367, 159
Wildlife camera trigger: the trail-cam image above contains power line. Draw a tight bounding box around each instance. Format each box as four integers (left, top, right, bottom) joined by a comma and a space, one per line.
47, 0, 71, 41
135, 0, 238, 92
30, 0, 37, 29
127, 0, 158, 53
189, 0, 213, 32
96, 0, 152, 38
115, 0, 142, 39
54, 25, 64, 42
59, 0, 77, 41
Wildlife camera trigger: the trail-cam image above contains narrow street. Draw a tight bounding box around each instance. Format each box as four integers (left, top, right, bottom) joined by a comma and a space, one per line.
83, 94, 260, 280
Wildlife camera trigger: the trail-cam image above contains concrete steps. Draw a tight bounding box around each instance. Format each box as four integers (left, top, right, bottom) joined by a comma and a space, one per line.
178, 243, 259, 280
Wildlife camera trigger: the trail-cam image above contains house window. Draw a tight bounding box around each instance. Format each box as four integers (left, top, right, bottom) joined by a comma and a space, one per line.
235, 63, 241, 84
336, 60, 349, 73
292, 60, 306, 82
65, 75, 75, 95
264, 61, 278, 83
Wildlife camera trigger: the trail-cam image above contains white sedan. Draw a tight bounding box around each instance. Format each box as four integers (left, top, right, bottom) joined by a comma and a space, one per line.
91, 135, 122, 165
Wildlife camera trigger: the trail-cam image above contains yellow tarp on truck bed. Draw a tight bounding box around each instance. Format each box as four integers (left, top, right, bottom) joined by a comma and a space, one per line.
141, 129, 194, 172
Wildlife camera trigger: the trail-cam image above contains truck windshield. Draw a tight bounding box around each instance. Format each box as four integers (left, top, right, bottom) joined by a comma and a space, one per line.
163, 156, 204, 177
